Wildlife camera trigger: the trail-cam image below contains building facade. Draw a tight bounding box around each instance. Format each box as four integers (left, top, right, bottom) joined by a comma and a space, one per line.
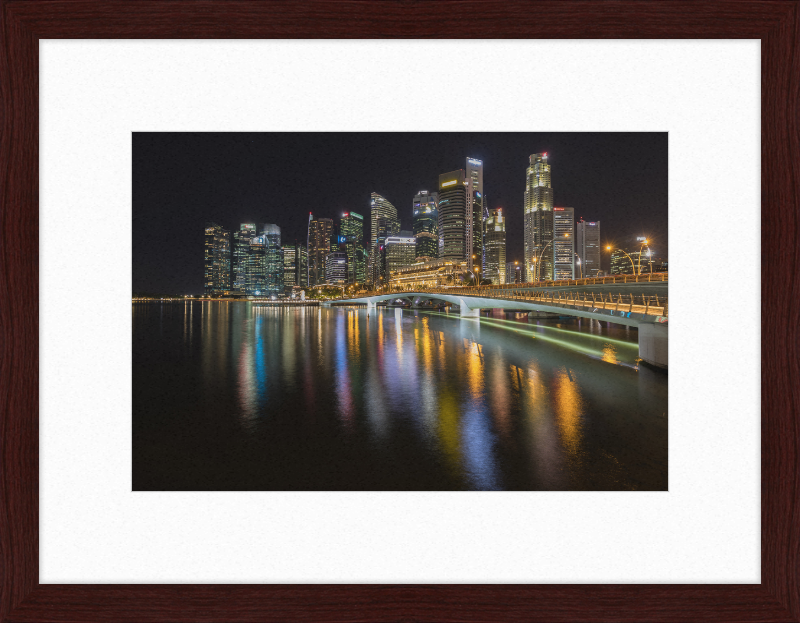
340, 211, 366, 285
576, 219, 601, 278
438, 169, 469, 261
370, 192, 399, 251
325, 251, 348, 285
307, 215, 334, 287
384, 234, 417, 276
389, 258, 466, 290
282, 244, 297, 289
505, 261, 522, 284
260, 224, 282, 295
552, 207, 575, 280
412, 190, 438, 260
465, 157, 484, 271
368, 215, 400, 289
484, 207, 506, 285
524, 153, 554, 281
248, 235, 267, 295
232, 223, 256, 293
204, 222, 231, 295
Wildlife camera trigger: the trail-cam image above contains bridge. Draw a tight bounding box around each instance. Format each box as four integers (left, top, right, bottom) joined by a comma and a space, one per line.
325, 273, 668, 369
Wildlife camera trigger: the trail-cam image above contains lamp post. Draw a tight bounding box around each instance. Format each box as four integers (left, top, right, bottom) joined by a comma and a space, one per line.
575, 252, 583, 279
532, 240, 553, 283
606, 245, 637, 275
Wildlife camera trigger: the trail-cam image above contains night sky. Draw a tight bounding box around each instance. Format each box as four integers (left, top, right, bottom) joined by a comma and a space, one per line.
133, 132, 667, 295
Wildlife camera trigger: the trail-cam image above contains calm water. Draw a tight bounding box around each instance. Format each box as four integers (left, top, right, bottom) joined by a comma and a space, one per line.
133, 302, 667, 491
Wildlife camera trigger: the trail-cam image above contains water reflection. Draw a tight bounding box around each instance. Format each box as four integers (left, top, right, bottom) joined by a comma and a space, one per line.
132, 302, 668, 491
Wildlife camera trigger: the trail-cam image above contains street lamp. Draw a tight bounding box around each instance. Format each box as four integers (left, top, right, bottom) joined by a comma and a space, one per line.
606, 245, 637, 275
532, 240, 553, 282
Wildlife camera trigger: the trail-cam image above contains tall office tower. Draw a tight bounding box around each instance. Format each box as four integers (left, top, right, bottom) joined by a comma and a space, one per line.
412, 190, 438, 259
552, 207, 575, 280
296, 244, 308, 287
368, 215, 400, 288
370, 192, 399, 251
438, 170, 469, 261
466, 157, 484, 272
325, 251, 348, 285
523, 152, 554, 281
260, 224, 282, 295
384, 234, 417, 276
307, 214, 334, 287
203, 222, 231, 295
282, 244, 296, 288
484, 208, 507, 285
247, 234, 266, 295
505, 261, 522, 284
340, 211, 366, 285
576, 218, 601, 277
232, 223, 256, 293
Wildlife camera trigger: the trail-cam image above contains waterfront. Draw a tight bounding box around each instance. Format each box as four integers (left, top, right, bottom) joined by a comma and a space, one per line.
133, 301, 667, 491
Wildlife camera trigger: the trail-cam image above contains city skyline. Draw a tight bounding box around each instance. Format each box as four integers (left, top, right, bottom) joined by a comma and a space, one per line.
133, 132, 668, 294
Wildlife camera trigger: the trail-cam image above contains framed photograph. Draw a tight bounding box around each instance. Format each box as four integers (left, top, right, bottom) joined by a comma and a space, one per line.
2, 1, 796, 620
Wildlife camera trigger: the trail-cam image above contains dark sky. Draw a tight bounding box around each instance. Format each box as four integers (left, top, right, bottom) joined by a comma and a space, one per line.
133, 132, 667, 294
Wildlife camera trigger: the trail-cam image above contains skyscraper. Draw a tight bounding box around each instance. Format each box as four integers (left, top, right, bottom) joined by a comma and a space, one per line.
232, 223, 256, 293
340, 211, 366, 285
296, 244, 308, 287
465, 157, 484, 272
438, 170, 469, 261
553, 207, 575, 280
484, 207, 506, 285
505, 261, 522, 284
248, 235, 266, 295
325, 251, 348, 285
412, 191, 438, 259
576, 219, 601, 277
370, 192, 399, 251
307, 214, 334, 287
203, 222, 231, 295
261, 224, 282, 295
282, 244, 296, 289
524, 153, 554, 281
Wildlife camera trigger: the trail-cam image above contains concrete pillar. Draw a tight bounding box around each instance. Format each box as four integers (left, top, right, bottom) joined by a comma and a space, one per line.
365, 300, 376, 310
638, 322, 668, 369
458, 298, 480, 318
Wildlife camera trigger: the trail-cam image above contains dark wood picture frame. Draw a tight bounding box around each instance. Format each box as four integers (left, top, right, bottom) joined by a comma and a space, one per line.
1, 1, 797, 620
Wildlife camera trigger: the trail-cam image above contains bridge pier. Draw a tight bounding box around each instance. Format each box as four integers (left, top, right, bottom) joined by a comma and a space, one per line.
458, 299, 480, 318
365, 300, 376, 310
638, 323, 668, 369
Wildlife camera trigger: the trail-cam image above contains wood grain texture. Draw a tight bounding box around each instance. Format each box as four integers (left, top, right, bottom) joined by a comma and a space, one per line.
1, 0, 797, 621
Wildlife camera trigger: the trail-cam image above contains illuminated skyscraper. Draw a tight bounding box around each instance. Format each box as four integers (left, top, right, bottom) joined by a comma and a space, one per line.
370, 192, 398, 250
340, 211, 366, 285
385, 234, 417, 276
465, 157, 484, 271
232, 223, 256, 293
505, 261, 522, 284
203, 222, 231, 295
412, 191, 438, 259
282, 244, 297, 288
576, 219, 601, 277
553, 207, 575, 280
325, 251, 348, 285
484, 208, 506, 285
248, 235, 266, 295
524, 153, 554, 281
307, 214, 334, 287
368, 215, 400, 288
260, 224, 282, 295
438, 169, 469, 261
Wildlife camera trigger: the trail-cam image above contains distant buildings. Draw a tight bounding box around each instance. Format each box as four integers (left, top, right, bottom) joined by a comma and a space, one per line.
524, 153, 554, 281
325, 251, 348, 285
505, 261, 522, 284
465, 157, 484, 269
484, 207, 506, 285
553, 207, 574, 280
204, 222, 231, 295
389, 258, 465, 290
412, 191, 438, 260
340, 211, 366, 285
261, 224, 282, 295
438, 169, 469, 261
369, 193, 400, 289
576, 219, 601, 277
282, 243, 307, 290
232, 223, 256, 293
308, 214, 334, 287
610, 236, 654, 275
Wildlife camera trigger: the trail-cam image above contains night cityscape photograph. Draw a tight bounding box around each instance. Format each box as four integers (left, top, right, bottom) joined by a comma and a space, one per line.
132, 132, 668, 491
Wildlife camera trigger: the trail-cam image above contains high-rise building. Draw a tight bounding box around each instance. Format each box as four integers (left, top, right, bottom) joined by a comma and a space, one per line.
296, 244, 308, 287
465, 157, 484, 272
340, 211, 366, 285
370, 193, 399, 250
385, 234, 417, 276
553, 207, 575, 280
203, 222, 231, 296
524, 153, 554, 281
484, 207, 506, 285
610, 236, 653, 275
438, 170, 469, 261
248, 235, 267, 295
368, 215, 400, 289
325, 251, 348, 285
307, 215, 334, 287
232, 223, 256, 293
261, 224, 282, 295
505, 261, 522, 284
576, 219, 601, 278
282, 244, 297, 289
413, 191, 438, 259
